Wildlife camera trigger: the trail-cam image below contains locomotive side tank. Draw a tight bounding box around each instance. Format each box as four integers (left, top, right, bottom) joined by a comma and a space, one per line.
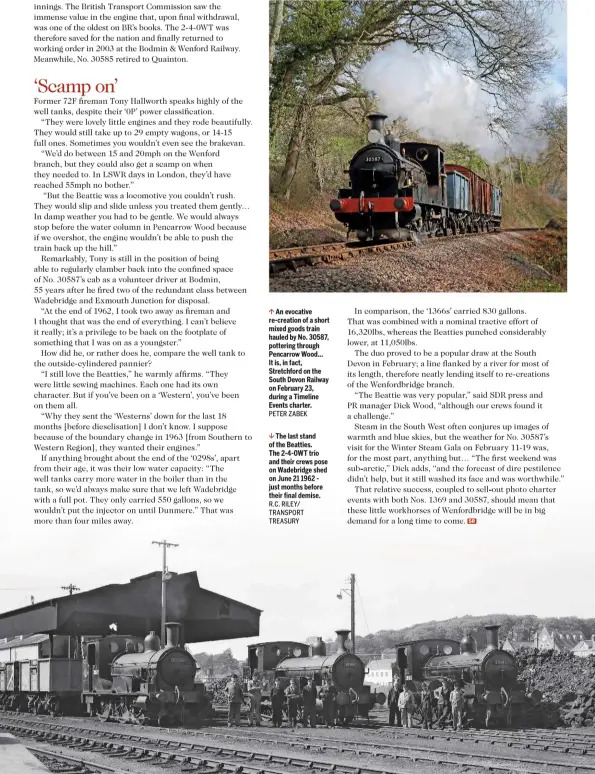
276, 630, 365, 693
422, 626, 516, 692
261, 630, 384, 722
331, 113, 502, 242
396, 625, 533, 727
84, 622, 210, 725
331, 113, 447, 241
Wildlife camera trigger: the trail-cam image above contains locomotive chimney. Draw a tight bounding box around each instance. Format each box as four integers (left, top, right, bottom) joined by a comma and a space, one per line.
367, 112, 387, 144
165, 622, 181, 649
335, 629, 350, 654
484, 625, 500, 651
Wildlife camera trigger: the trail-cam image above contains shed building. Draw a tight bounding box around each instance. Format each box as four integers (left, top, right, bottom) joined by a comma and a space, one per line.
0, 570, 261, 644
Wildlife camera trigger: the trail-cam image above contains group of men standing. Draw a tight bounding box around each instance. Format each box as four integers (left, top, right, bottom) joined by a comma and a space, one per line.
387, 677, 466, 730
225, 674, 348, 729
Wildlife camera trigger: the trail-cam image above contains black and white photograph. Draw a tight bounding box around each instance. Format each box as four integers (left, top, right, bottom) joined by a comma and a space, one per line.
0, 528, 594, 772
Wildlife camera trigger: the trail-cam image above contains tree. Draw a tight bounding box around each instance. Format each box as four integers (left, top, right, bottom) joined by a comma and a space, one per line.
444, 143, 490, 177
269, 0, 286, 76
270, 0, 555, 198
534, 94, 567, 197
535, 94, 567, 158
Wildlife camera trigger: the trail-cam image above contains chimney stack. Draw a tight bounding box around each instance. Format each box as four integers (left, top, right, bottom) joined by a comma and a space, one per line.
165, 622, 181, 648
484, 625, 500, 651
335, 629, 350, 654
367, 113, 387, 144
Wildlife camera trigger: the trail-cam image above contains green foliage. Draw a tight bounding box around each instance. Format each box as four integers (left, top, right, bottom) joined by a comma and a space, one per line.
516, 279, 564, 292
281, 0, 350, 48
192, 647, 241, 675
444, 143, 490, 177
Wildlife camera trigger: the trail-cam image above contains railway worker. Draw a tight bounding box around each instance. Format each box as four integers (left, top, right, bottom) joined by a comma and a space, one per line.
450, 682, 465, 731
420, 683, 434, 730
337, 686, 359, 726
484, 686, 509, 728
398, 684, 414, 728
500, 687, 511, 727
226, 673, 244, 727
320, 677, 338, 728
302, 678, 318, 728
270, 679, 285, 728
286, 678, 302, 731
435, 679, 451, 729
246, 673, 263, 727
387, 677, 402, 727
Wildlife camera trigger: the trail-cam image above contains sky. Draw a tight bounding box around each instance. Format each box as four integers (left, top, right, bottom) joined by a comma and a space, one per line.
548, 1, 567, 89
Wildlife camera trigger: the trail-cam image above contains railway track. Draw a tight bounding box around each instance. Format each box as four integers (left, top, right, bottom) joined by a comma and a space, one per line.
376, 724, 595, 752
150, 722, 595, 764
0, 715, 418, 774
185, 722, 595, 755
3, 713, 595, 774
269, 228, 541, 274
28, 746, 123, 773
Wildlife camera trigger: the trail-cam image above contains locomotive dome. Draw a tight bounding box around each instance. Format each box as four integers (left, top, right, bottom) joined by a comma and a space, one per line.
460, 634, 477, 653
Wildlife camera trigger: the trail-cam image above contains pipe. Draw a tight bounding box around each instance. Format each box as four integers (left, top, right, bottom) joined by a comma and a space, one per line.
484, 625, 500, 651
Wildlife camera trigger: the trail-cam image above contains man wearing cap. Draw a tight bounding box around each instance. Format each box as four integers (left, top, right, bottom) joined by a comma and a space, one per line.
320, 677, 337, 728
301, 678, 318, 728
420, 683, 434, 729
435, 679, 451, 729
246, 673, 263, 726
226, 674, 243, 727
387, 677, 402, 727
270, 679, 285, 727
398, 683, 414, 728
286, 678, 302, 730
450, 682, 465, 731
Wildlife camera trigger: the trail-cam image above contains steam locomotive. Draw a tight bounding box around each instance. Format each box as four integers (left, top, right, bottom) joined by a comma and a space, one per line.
0, 622, 211, 726
330, 113, 502, 242
396, 625, 539, 727
248, 629, 385, 723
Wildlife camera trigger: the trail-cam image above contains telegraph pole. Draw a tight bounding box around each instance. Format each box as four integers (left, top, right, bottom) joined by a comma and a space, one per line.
350, 573, 356, 655
152, 539, 178, 644
61, 584, 80, 595
337, 574, 357, 655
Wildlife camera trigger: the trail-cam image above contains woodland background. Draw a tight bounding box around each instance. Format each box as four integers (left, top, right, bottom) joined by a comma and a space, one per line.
269, 0, 567, 231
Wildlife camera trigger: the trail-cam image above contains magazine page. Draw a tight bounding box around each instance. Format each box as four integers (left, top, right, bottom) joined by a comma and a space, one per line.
1, 0, 593, 771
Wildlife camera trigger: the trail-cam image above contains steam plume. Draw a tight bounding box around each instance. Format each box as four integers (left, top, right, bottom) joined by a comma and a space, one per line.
360, 42, 547, 160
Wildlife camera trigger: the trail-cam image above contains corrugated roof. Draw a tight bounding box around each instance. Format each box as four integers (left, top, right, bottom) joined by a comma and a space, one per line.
0, 633, 49, 650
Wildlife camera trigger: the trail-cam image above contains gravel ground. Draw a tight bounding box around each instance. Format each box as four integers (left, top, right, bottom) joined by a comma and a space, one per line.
15, 711, 595, 774
269, 232, 558, 293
